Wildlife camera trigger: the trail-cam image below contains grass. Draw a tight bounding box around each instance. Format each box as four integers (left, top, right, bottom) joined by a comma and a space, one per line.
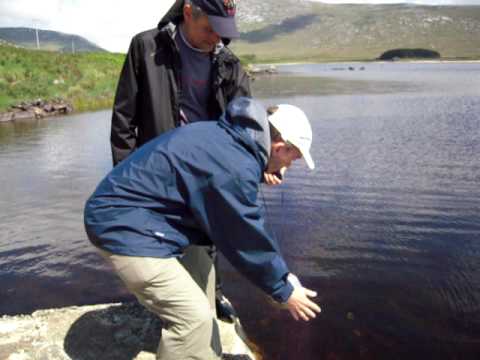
0, 44, 124, 113
0, 43, 269, 114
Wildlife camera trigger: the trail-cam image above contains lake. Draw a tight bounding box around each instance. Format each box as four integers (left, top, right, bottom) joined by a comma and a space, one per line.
1, 62, 479, 359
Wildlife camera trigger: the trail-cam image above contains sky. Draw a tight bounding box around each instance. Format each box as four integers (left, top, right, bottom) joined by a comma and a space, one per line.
0, 0, 478, 53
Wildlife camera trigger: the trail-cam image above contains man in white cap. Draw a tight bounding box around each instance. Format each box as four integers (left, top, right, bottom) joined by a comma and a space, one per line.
267, 104, 315, 170
85, 98, 320, 359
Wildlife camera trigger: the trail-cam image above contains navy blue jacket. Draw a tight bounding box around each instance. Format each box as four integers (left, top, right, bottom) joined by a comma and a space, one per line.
84, 98, 293, 303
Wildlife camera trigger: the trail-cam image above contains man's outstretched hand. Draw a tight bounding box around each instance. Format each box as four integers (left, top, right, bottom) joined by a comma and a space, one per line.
264, 167, 287, 185
286, 274, 322, 321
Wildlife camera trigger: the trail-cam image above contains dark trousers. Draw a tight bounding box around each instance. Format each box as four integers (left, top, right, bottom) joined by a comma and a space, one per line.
209, 246, 223, 296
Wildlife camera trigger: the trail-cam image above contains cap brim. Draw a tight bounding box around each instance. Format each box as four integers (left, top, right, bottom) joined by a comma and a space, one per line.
208, 15, 240, 39
302, 150, 315, 170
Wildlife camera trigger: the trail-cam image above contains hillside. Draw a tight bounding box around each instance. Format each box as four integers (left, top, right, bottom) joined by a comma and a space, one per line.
0, 43, 122, 112
233, 1, 480, 62
0, 27, 106, 53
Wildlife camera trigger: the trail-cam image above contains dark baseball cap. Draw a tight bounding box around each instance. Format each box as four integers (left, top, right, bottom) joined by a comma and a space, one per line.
191, 0, 239, 39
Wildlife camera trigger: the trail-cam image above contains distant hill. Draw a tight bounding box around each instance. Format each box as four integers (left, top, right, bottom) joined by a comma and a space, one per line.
233, 1, 480, 62
0, 27, 106, 53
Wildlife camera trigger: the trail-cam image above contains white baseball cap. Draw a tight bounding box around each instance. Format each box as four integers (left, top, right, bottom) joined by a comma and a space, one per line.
268, 104, 315, 170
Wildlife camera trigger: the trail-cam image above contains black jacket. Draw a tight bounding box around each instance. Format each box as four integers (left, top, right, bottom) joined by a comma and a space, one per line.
110, 1, 251, 165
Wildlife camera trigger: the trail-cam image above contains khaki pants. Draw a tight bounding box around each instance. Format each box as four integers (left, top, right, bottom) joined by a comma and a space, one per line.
98, 246, 222, 360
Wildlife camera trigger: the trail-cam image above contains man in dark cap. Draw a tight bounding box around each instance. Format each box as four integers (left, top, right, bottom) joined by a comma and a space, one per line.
110, 0, 249, 164
109, 0, 265, 328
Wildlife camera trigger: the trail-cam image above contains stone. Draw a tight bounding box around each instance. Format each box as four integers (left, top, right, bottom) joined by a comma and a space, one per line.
0, 302, 257, 360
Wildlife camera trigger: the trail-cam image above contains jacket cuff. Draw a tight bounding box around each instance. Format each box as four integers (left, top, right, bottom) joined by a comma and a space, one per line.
270, 277, 294, 304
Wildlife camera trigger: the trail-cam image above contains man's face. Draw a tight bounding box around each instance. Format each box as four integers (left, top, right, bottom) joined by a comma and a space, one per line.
183, 6, 221, 52
266, 142, 303, 175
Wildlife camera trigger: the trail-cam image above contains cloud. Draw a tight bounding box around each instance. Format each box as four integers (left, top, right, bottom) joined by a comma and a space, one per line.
0, 0, 175, 52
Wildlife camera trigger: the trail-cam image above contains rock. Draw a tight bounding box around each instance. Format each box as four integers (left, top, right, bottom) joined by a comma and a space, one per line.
0, 112, 15, 122
0, 302, 257, 360
0, 99, 73, 123
246, 64, 278, 77
43, 104, 54, 113
7, 350, 32, 360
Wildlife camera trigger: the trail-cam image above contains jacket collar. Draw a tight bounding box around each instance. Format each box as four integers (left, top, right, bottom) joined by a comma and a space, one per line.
218, 97, 271, 172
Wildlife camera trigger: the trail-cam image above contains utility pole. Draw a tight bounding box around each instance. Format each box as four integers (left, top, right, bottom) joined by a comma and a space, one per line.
35, 28, 40, 49
33, 19, 41, 50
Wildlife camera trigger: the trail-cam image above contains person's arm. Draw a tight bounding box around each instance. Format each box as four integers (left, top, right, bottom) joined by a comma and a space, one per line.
231, 61, 252, 98
110, 37, 141, 166
191, 169, 320, 320
221, 54, 252, 102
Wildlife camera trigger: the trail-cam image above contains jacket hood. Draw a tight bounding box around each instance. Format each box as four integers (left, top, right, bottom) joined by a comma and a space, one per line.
158, 0, 184, 30
219, 97, 271, 171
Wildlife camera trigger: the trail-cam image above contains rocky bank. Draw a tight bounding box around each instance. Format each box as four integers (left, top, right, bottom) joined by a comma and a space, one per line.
0, 99, 73, 123
0, 302, 256, 360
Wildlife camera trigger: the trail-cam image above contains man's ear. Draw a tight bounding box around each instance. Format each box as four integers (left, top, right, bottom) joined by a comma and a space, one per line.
271, 141, 287, 154
183, 4, 193, 21
270, 141, 280, 155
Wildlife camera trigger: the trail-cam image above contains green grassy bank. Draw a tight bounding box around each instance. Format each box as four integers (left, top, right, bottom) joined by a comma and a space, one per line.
0, 44, 124, 113
0, 44, 266, 114
0, 44, 269, 114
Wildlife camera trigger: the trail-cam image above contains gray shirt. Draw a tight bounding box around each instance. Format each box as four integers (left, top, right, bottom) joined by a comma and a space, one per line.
175, 28, 212, 123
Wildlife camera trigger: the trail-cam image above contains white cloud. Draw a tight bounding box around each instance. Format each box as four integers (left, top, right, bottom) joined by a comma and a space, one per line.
0, 0, 175, 52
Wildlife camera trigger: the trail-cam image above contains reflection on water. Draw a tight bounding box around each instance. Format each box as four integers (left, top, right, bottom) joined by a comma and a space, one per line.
250, 73, 421, 98
1, 63, 479, 359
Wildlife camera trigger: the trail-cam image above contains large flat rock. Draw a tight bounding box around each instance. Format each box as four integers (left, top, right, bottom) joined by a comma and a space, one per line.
0, 302, 256, 360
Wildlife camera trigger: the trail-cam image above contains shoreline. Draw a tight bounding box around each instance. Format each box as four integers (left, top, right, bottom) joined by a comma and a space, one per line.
254, 58, 480, 66
1, 58, 479, 121
0, 99, 73, 123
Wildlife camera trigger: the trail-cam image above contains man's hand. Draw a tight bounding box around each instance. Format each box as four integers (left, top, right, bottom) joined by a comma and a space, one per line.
286, 273, 321, 321
264, 167, 287, 186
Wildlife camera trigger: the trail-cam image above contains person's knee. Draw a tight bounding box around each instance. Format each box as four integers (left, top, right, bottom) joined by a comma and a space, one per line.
178, 297, 213, 334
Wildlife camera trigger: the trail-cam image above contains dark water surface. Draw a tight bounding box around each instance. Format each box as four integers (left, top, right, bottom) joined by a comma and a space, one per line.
1, 62, 479, 359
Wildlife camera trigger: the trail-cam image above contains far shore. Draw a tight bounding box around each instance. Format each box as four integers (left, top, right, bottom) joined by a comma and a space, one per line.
1, 58, 479, 122
252, 58, 480, 66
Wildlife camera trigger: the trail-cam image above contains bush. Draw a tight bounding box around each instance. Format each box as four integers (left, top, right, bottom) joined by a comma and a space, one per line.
378, 48, 441, 60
